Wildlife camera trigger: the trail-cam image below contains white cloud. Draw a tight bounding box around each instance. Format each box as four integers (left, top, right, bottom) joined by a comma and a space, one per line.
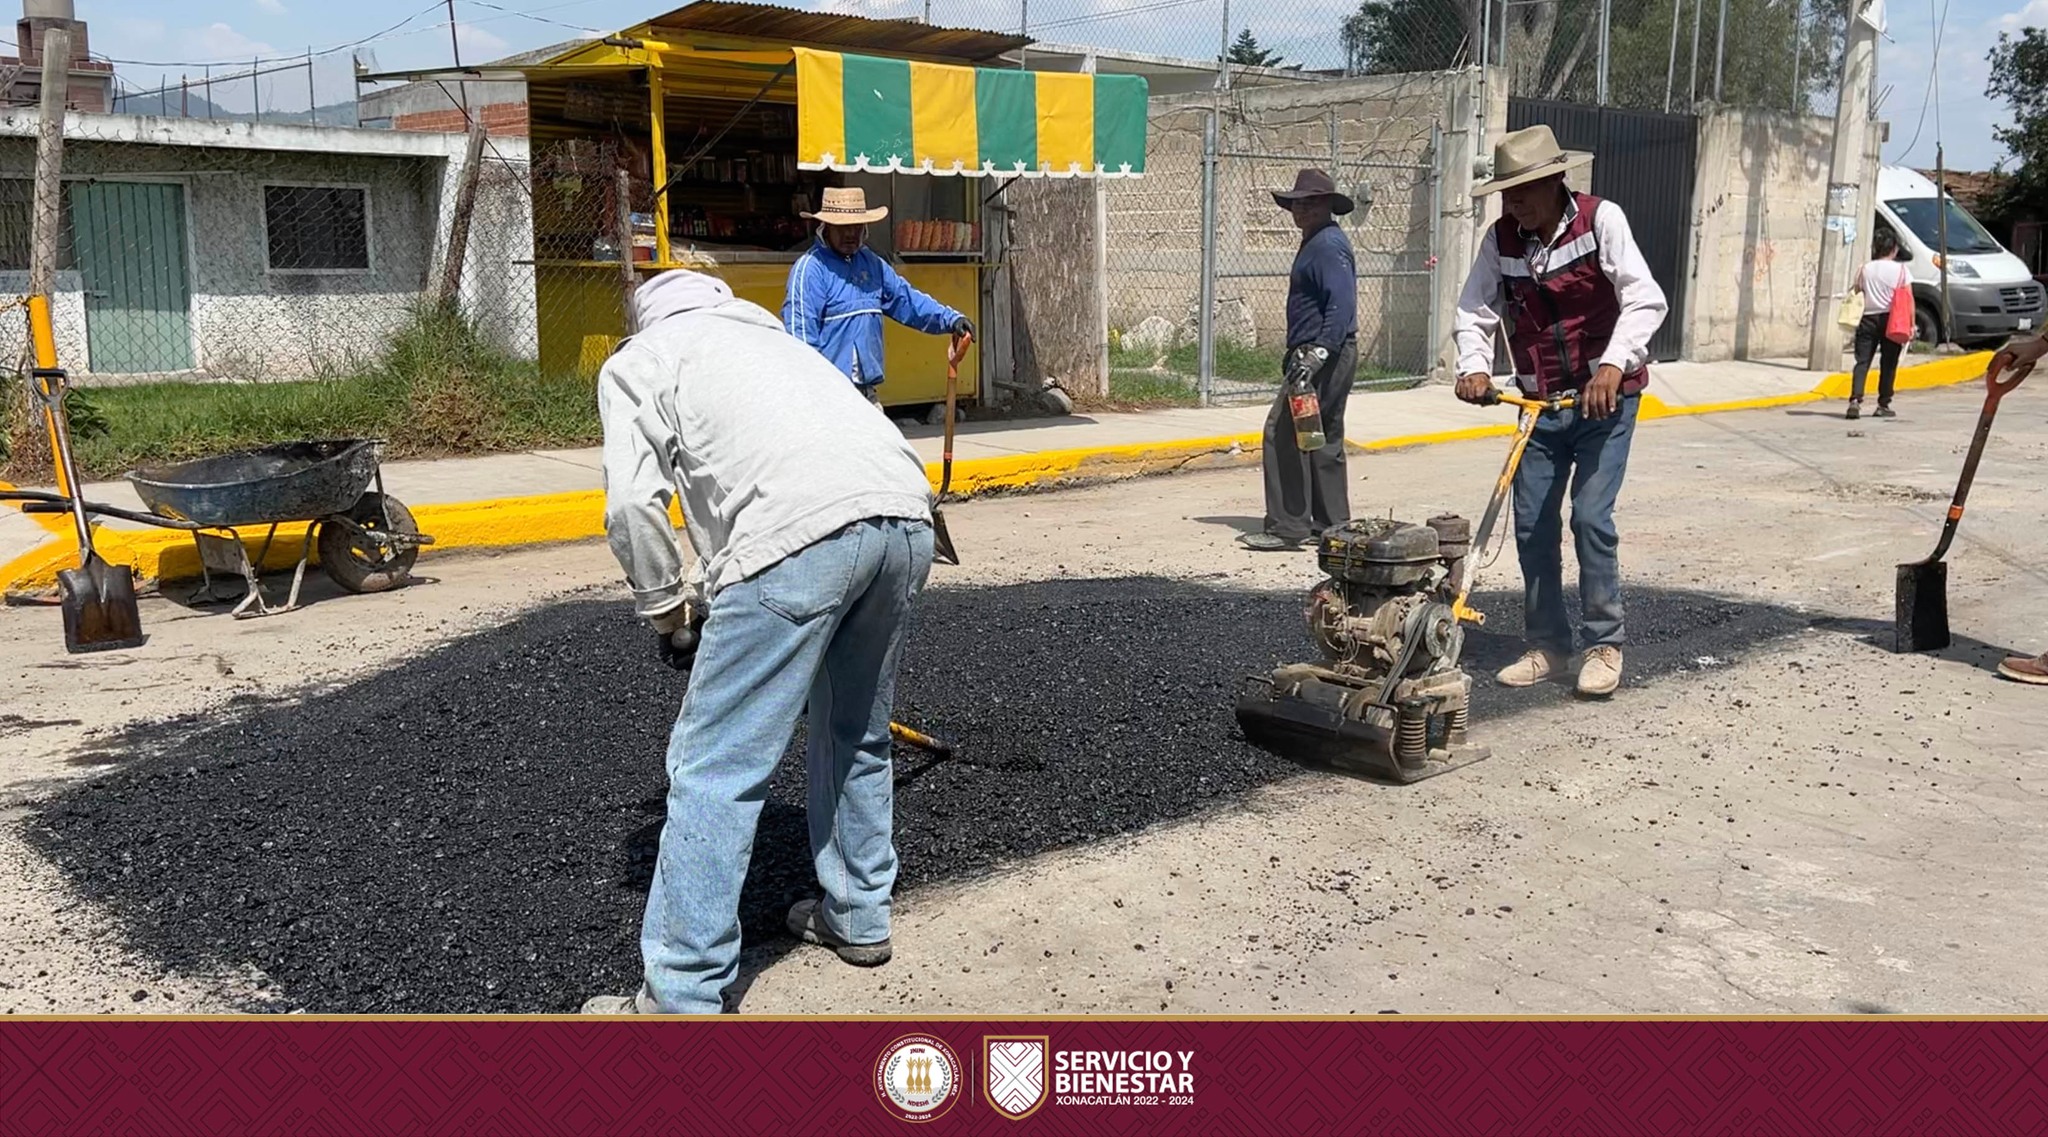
254, 0, 288, 14
1996, 0, 2048, 32
455, 22, 513, 60
189, 22, 279, 62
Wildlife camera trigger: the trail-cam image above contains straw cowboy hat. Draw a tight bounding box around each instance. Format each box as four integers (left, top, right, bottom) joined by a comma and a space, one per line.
800, 186, 889, 226
1271, 168, 1354, 216
1471, 125, 1592, 197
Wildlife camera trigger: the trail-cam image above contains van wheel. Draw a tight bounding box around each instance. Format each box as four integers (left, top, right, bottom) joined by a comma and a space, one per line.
1913, 306, 1942, 347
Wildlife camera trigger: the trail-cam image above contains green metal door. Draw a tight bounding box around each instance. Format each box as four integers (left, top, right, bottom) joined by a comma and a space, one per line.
69, 181, 195, 373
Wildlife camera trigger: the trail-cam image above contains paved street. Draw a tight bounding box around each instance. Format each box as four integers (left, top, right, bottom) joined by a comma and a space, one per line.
3, 381, 2044, 1014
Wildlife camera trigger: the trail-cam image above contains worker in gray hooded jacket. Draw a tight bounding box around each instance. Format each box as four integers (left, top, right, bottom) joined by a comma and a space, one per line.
581, 267, 937, 1015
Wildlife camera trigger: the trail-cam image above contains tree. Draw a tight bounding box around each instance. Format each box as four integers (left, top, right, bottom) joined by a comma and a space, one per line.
1227, 29, 1289, 70
1338, 0, 1842, 114
1986, 27, 2048, 224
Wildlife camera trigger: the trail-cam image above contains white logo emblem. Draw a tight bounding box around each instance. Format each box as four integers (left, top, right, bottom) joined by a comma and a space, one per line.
874, 1033, 962, 1123
984, 1036, 1050, 1120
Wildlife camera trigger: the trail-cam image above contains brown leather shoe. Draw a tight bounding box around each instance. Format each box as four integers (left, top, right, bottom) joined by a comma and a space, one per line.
1997, 652, 2048, 685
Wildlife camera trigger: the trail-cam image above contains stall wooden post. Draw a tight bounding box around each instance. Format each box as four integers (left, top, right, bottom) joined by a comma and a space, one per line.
616, 168, 638, 333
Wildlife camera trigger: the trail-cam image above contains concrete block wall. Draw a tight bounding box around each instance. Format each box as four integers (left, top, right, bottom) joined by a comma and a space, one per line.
1104, 70, 1486, 381
1682, 106, 1841, 362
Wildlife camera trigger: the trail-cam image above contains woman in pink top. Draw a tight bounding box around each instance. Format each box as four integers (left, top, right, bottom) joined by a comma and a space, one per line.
1847, 228, 1911, 420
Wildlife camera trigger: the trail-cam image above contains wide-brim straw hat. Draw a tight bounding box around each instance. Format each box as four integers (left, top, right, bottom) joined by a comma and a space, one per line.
1271, 168, 1354, 216
1471, 124, 1592, 197
801, 186, 889, 225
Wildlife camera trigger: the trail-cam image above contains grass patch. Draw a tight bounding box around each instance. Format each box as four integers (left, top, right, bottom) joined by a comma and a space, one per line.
23, 306, 603, 482
1094, 370, 1202, 410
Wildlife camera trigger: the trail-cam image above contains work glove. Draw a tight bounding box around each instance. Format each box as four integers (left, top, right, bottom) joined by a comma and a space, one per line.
650, 602, 705, 673
1284, 344, 1330, 387
951, 316, 975, 339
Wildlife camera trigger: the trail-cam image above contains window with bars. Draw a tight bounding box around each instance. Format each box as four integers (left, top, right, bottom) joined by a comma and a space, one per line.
263, 184, 370, 272
0, 178, 76, 272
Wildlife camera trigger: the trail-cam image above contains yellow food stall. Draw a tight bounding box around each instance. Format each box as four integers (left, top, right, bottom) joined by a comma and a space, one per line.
507, 1, 1148, 408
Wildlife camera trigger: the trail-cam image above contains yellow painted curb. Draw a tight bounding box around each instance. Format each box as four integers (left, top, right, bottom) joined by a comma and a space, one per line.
0, 352, 1997, 592
1810, 351, 1991, 400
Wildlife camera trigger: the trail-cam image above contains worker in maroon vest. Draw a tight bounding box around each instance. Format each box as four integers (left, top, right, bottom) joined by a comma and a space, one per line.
1451, 125, 1669, 698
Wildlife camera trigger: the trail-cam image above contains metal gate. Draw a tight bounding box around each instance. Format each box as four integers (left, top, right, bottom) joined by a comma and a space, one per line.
1201, 129, 1441, 405
1506, 100, 1696, 362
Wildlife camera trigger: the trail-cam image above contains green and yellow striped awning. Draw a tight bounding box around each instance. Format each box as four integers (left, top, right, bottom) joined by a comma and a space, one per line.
795, 48, 1148, 178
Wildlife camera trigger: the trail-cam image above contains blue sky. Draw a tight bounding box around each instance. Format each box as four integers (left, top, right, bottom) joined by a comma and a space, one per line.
61, 0, 2042, 170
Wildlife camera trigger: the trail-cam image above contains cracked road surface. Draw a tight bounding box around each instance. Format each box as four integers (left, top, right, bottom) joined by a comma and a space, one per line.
2, 381, 2045, 1014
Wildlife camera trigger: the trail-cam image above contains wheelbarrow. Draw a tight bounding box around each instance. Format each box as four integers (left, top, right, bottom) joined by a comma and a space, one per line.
2, 439, 433, 619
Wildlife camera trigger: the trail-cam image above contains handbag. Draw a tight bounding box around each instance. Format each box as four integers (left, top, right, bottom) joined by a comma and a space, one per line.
1885, 263, 1915, 345
1835, 292, 1864, 330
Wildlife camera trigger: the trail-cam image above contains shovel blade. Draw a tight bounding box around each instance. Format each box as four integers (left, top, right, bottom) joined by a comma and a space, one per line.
1893, 560, 1950, 653
58, 555, 146, 654
931, 507, 959, 566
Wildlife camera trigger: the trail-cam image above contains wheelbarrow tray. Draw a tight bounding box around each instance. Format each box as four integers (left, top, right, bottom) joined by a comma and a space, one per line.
127, 439, 382, 528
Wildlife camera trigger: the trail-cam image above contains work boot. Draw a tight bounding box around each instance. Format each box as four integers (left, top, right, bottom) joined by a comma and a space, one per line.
1238, 532, 1305, 552
580, 985, 659, 1014
1495, 649, 1565, 688
1997, 652, 2048, 685
786, 898, 892, 966
1874, 404, 1897, 419
1845, 401, 1862, 421
1577, 646, 1624, 697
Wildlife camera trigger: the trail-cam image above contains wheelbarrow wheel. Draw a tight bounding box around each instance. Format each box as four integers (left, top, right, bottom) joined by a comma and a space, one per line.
317, 492, 419, 595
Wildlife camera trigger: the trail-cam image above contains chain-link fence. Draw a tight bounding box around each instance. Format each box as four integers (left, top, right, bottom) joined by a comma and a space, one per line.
0, 0, 1863, 465
1105, 72, 1451, 405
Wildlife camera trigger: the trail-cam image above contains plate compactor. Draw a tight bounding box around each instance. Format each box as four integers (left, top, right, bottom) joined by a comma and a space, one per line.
1235, 388, 1573, 783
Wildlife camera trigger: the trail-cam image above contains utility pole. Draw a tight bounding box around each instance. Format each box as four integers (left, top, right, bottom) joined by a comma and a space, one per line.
1597, 0, 1611, 104
446, 0, 468, 110
1219, 0, 1231, 91
1712, 0, 1728, 101
1805, 0, 1879, 370
1936, 142, 1951, 345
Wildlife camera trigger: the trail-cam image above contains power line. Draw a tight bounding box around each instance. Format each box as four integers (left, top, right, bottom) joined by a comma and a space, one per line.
1895, 0, 1950, 162
464, 0, 607, 34
1029, 0, 1214, 34
96, 0, 445, 68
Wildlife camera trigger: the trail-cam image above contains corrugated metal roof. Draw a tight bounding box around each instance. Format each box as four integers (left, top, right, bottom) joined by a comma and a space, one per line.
641, 1, 1030, 62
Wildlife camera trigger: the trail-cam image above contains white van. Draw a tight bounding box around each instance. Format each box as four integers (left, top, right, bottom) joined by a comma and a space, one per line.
1872, 166, 2045, 347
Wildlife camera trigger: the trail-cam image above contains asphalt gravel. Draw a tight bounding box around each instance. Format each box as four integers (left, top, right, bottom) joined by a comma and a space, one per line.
27, 575, 1815, 1013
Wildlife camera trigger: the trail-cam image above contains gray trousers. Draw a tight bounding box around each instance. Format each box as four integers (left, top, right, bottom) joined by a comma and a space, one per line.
1261, 340, 1356, 542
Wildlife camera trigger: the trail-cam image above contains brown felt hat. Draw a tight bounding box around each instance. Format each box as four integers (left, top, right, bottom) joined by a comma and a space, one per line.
1272, 168, 1354, 216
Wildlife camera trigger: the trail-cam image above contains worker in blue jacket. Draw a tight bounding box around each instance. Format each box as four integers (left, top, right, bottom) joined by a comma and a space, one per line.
782, 186, 973, 403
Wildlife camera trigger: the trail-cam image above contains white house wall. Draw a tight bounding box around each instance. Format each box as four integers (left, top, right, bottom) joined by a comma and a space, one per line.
0, 113, 536, 385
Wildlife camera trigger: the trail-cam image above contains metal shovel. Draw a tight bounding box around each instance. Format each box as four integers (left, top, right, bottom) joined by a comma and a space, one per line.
931, 331, 971, 566
1894, 355, 2026, 653
32, 367, 145, 654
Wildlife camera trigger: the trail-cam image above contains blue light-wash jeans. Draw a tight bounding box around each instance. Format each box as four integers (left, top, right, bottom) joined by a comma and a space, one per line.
639, 517, 934, 1014
1511, 393, 1638, 657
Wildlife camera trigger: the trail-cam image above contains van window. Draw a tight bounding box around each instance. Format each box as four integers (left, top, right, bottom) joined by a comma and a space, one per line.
1886, 196, 2003, 255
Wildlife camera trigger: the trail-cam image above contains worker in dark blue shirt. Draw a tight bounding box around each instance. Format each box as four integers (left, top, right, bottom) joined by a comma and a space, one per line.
1241, 169, 1359, 551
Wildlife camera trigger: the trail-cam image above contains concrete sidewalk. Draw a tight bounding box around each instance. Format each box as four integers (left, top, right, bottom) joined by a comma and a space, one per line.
0, 353, 1992, 591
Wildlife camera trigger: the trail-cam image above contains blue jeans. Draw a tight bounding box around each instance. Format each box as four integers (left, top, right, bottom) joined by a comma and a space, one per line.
639, 517, 934, 1014
1511, 393, 1638, 656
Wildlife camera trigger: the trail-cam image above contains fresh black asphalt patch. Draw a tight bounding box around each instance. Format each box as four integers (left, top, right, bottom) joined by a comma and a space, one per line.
28, 576, 1820, 1012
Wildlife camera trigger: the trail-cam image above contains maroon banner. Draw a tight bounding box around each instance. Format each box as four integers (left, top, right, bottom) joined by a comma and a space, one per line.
3, 1017, 2047, 1136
